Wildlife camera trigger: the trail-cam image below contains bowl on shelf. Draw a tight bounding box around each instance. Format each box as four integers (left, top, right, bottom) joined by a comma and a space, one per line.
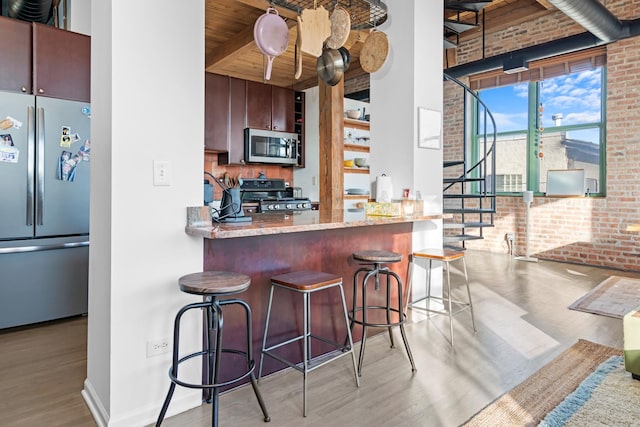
346, 109, 361, 119
354, 157, 368, 168
344, 159, 355, 167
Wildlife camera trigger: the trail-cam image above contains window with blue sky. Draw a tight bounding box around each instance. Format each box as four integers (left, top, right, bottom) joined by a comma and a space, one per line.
475, 66, 604, 195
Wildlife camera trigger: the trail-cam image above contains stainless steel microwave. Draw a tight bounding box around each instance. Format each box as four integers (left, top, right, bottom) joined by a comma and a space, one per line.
245, 128, 299, 165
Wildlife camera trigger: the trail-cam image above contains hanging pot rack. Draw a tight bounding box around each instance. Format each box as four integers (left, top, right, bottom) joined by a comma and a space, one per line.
269, 0, 388, 30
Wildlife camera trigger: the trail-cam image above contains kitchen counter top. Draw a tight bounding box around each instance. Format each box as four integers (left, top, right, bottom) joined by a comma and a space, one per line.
186, 207, 443, 239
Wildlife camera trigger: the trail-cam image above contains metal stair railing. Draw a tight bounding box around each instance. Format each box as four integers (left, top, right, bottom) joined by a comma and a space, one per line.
443, 72, 497, 244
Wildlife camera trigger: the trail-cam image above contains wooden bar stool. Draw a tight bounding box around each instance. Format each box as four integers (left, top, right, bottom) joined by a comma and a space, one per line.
407, 249, 476, 347
156, 271, 270, 427
349, 250, 416, 376
258, 271, 359, 417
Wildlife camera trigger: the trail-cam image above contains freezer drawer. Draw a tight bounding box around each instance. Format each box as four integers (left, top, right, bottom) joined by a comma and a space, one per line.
0, 239, 88, 329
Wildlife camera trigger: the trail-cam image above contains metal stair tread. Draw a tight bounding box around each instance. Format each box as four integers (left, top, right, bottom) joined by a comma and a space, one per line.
445, 1, 492, 12
443, 222, 495, 229
443, 234, 485, 242
443, 208, 495, 214
443, 177, 487, 183
444, 19, 478, 34
444, 160, 465, 168
443, 193, 496, 199
444, 38, 457, 49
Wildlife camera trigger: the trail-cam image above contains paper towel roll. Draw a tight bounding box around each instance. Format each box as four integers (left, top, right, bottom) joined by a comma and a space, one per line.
376, 174, 393, 202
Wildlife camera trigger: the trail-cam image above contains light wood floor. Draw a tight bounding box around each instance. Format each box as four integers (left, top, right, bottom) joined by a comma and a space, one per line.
1, 250, 637, 427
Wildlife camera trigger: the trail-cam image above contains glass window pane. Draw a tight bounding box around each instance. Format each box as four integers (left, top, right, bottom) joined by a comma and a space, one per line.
537, 128, 601, 193
478, 83, 528, 133
488, 132, 528, 192
539, 68, 602, 129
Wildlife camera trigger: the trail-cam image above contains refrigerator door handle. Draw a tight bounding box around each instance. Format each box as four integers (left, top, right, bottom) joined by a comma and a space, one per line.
0, 241, 90, 255
27, 106, 35, 226
36, 107, 45, 226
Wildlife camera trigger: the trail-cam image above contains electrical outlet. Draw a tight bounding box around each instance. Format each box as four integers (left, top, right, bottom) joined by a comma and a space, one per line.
147, 337, 171, 357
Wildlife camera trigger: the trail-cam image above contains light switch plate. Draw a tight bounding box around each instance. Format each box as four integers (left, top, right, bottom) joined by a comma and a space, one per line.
153, 160, 171, 186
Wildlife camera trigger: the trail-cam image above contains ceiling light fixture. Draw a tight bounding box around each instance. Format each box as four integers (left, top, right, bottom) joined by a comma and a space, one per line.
503, 56, 529, 74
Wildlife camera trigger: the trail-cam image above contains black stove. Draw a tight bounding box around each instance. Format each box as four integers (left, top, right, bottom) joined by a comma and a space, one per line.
259, 197, 312, 212
241, 178, 311, 213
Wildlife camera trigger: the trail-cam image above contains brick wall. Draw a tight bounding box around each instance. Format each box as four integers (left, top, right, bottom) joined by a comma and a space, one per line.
345, 74, 370, 96
204, 152, 294, 198
445, 1, 640, 271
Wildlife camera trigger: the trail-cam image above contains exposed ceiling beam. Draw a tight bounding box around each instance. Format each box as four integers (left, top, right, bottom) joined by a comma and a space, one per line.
205, 23, 256, 70
343, 30, 370, 49
536, 0, 555, 9
205, 20, 296, 71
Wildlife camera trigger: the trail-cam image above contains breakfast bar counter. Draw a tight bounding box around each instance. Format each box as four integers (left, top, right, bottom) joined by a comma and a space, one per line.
186, 208, 443, 386
185, 209, 443, 239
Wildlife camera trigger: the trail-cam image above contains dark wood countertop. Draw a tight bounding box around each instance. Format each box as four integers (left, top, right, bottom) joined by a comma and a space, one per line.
186, 208, 443, 239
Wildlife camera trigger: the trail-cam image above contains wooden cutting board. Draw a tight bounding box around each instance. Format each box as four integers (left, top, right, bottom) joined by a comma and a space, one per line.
360, 30, 389, 73
299, 5, 331, 58
326, 6, 351, 49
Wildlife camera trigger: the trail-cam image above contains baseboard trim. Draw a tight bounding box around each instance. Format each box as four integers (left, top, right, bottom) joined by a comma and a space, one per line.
82, 377, 202, 427
82, 379, 109, 427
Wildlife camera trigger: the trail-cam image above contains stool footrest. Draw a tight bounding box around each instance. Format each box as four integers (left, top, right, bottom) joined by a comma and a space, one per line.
169, 349, 256, 390
263, 347, 354, 375
349, 306, 406, 328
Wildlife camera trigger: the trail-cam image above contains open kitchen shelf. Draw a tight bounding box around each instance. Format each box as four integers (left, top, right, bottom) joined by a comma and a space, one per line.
344, 167, 369, 174
344, 118, 370, 129
344, 143, 369, 153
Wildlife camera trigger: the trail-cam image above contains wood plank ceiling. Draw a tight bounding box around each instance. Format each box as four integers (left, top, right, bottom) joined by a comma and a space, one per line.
205, 0, 556, 90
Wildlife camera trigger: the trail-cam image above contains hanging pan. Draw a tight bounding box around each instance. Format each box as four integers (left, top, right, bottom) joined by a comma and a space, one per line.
253, 7, 290, 80
317, 47, 345, 86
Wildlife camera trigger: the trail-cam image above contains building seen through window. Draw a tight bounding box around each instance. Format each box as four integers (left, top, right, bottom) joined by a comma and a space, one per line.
474, 67, 604, 195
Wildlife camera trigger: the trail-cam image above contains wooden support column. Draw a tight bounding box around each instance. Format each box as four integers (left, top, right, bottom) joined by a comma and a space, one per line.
318, 78, 344, 216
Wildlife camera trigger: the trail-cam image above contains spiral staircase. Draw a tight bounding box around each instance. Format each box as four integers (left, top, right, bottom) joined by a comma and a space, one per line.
444, 1, 492, 48
442, 1, 496, 248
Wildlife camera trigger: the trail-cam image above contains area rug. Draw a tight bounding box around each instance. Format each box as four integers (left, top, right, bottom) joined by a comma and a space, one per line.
568, 276, 640, 319
462, 339, 639, 426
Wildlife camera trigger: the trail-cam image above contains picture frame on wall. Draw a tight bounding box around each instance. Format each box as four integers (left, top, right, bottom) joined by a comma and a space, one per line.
417, 107, 442, 149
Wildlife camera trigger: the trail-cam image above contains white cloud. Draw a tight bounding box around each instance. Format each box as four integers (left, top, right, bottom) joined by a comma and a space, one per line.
540, 69, 602, 116
491, 112, 528, 131
563, 111, 601, 124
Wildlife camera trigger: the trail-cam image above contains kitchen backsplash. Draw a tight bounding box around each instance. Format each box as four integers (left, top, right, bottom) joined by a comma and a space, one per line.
205, 152, 294, 196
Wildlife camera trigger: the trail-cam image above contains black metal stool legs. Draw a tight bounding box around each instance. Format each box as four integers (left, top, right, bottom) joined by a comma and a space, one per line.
156, 298, 270, 427
226, 298, 270, 423
348, 264, 416, 377
157, 301, 208, 427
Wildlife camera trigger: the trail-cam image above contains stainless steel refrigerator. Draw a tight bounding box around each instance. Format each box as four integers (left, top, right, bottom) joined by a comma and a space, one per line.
0, 91, 90, 329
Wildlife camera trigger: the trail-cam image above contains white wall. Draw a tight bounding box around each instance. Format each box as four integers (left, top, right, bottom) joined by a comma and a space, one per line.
371, 0, 444, 299
69, 0, 91, 35
83, 1, 205, 426
370, 0, 443, 203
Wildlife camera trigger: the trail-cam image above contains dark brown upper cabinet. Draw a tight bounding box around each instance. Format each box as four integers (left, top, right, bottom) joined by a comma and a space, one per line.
246, 81, 295, 133
205, 74, 247, 164
33, 23, 90, 103
0, 16, 32, 94
206, 74, 300, 165
205, 73, 230, 152
271, 86, 295, 133
225, 77, 247, 164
